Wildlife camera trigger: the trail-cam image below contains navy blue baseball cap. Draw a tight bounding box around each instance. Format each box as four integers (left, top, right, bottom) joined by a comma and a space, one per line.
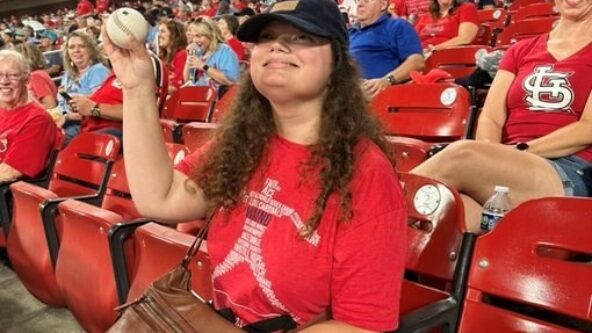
236, 0, 348, 46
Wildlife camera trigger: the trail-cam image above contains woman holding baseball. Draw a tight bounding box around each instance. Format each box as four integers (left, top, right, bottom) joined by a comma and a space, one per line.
102, 0, 406, 331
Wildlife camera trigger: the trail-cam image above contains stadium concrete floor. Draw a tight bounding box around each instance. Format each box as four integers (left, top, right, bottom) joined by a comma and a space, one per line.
0, 254, 84, 333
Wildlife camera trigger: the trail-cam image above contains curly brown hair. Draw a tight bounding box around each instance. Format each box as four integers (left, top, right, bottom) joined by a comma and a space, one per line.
193, 41, 392, 237
158, 20, 188, 64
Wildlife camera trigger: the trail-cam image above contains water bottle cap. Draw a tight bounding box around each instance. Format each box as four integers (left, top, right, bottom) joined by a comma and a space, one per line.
494, 185, 509, 193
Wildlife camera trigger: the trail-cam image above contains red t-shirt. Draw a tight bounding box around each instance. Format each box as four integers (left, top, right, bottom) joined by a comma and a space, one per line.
81, 74, 123, 134
405, 0, 431, 17
0, 102, 62, 177
227, 37, 246, 61
499, 34, 592, 162
169, 49, 188, 89
176, 135, 406, 331
28, 70, 58, 103
415, 3, 479, 47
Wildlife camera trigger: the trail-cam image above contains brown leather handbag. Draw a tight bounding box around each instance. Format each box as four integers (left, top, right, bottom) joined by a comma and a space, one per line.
107, 217, 244, 333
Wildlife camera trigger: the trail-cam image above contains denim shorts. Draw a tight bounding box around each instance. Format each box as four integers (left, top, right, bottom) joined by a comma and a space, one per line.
547, 155, 592, 197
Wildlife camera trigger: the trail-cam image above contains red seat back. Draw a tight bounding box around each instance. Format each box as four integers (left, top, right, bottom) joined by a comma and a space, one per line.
211, 85, 238, 123
102, 143, 190, 219
161, 86, 217, 122
459, 197, 592, 332
508, 0, 548, 12
477, 8, 509, 30
425, 46, 493, 79
512, 2, 559, 22
126, 223, 212, 303
385, 136, 432, 173
495, 17, 558, 47
182, 122, 219, 152
371, 83, 471, 143
48, 132, 121, 195
400, 173, 466, 282
55, 200, 126, 333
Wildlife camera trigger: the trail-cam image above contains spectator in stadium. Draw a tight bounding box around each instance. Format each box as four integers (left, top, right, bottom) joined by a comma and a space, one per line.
411, 0, 592, 233
157, 19, 187, 93
1, 30, 13, 49
200, 0, 218, 16
216, 14, 246, 60
349, 0, 424, 98
58, 31, 110, 142
103, 0, 406, 331
183, 17, 240, 88
38, 29, 58, 52
13, 43, 57, 110
0, 50, 62, 182
414, 0, 479, 52
22, 25, 38, 44
66, 54, 169, 141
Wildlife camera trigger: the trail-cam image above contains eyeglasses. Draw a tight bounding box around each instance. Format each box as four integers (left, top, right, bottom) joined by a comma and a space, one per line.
256, 32, 329, 47
0, 72, 25, 81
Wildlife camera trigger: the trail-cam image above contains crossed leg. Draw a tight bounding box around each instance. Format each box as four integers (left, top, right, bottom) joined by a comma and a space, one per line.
411, 140, 565, 232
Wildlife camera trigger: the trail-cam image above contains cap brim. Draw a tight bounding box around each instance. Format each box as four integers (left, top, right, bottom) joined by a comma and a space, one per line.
236, 13, 331, 43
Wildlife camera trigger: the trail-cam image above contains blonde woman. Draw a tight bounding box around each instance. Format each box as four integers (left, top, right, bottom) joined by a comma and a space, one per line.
59, 30, 109, 142
183, 16, 240, 89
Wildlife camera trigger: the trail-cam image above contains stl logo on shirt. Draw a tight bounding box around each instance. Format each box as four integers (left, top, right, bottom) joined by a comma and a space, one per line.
523, 65, 574, 112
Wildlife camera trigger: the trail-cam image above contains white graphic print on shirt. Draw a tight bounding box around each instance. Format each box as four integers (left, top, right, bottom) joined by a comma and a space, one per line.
211, 178, 320, 323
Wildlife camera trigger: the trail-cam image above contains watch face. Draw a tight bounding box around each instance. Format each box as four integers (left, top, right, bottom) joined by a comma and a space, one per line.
516, 142, 529, 151
413, 184, 441, 216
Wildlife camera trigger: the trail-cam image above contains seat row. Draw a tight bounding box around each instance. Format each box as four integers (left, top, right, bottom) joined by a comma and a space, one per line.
1, 128, 590, 333
475, 3, 559, 47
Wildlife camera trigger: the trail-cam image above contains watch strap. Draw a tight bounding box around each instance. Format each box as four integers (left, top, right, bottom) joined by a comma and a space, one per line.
386, 74, 397, 85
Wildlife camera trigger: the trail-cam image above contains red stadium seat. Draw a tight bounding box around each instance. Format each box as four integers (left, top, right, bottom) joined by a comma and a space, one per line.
160, 86, 217, 142
495, 17, 558, 48
125, 222, 212, 303
475, 8, 510, 46
54, 143, 194, 333
512, 2, 559, 22
182, 122, 219, 152
211, 85, 238, 123
508, 0, 548, 12
371, 83, 472, 143
425, 46, 493, 79
393, 173, 475, 333
477, 8, 509, 30
459, 197, 592, 333
0, 147, 62, 247
6, 133, 121, 306
385, 136, 432, 173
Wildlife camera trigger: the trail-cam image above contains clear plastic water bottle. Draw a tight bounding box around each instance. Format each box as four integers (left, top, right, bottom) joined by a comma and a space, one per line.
479, 185, 511, 233
187, 46, 204, 84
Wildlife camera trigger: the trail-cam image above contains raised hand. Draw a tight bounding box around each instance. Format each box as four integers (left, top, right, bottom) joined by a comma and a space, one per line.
101, 25, 155, 92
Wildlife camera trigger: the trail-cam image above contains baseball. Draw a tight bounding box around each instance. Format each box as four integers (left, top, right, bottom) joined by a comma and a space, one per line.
106, 7, 149, 49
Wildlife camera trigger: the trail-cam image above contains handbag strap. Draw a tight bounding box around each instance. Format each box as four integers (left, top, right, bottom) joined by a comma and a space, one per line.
180, 213, 214, 269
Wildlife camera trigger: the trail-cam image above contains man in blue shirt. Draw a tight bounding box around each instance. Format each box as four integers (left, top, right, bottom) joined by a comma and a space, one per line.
349, 0, 424, 97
